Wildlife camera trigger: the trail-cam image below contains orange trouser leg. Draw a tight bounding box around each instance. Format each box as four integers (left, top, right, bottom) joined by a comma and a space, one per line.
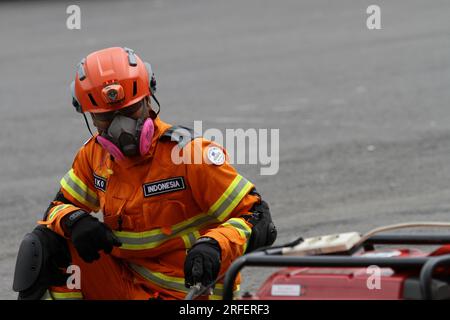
50, 244, 156, 300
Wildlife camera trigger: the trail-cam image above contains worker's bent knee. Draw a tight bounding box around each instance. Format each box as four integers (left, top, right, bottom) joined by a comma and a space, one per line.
13, 226, 71, 300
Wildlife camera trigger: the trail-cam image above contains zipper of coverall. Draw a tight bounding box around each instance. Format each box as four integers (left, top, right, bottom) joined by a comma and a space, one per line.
116, 200, 127, 231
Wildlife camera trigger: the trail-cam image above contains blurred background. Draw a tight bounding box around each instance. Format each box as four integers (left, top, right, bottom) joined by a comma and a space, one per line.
1, 0, 450, 299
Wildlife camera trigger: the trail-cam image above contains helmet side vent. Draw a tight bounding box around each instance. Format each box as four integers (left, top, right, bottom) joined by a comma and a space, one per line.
88, 93, 98, 106
132, 81, 137, 96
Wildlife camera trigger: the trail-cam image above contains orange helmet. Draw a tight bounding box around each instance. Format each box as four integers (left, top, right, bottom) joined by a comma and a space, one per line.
71, 47, 156, 113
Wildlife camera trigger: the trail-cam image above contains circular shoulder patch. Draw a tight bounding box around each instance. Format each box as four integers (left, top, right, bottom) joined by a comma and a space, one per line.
207, 146, 225, 165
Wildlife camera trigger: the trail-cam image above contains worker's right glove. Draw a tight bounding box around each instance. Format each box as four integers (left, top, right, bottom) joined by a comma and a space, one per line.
61, 210, 122, 263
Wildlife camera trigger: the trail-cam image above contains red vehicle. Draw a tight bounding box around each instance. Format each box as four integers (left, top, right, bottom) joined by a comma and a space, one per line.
219, 223, 450, 300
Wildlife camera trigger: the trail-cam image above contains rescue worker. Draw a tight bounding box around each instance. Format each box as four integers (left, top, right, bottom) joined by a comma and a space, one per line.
12, 47, 276, 300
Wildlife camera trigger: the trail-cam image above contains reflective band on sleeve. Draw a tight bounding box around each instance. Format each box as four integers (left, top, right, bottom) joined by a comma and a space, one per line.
181, 231, 200, 249
60, 169, 99, 211
222, 218, 252, 252
50, 291, 83, 300
47, 204, 73, 222
207, 175, 254, 222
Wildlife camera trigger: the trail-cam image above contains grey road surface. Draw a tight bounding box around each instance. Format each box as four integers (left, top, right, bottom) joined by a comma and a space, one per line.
1, 0, 450, 299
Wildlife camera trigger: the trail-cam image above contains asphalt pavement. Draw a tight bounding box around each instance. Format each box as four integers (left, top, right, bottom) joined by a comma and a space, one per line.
1, 0, 450, 299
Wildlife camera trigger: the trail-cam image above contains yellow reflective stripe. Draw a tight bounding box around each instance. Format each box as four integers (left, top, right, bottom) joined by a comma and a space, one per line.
48, 204, 72, 221
117, 225, 206, 250
50, 291, 83, 300
207, 175, 242, 216
129, 264, 188, 293
68, 169, 97, 199
222, 218, 252, 240
209, 284, 241, 300
60, 169, 99, 211
130, 263, 240, 299
222, 218, 252, 252
217, 180, 253, 221
115, 212, 212, 239
114, 175, 253, 251
208, 175, 254, 222
114, 210, 217, 250
181, 235, 189, 249
61, 178, 91, 210
181, 230, 200, 249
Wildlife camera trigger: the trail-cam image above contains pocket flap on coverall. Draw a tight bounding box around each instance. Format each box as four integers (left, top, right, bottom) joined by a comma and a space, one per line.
143, 200, 188, 235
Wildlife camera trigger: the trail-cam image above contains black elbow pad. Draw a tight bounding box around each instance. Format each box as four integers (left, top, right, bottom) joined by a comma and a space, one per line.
243, 198, 277, 253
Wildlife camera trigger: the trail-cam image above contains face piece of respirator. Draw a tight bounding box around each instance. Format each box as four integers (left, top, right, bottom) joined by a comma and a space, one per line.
107, 115, 140, 157
96, 113, 155, 161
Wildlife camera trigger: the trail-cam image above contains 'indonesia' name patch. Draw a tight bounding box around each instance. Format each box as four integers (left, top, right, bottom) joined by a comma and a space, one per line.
143, 177, 186, 197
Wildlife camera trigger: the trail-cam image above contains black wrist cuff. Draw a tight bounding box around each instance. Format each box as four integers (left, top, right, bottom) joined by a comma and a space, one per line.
192, 237, 220, 250
61, 210, 88, 236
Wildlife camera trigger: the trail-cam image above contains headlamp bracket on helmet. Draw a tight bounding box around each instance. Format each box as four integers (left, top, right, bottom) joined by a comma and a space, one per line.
101, 84, 125, 105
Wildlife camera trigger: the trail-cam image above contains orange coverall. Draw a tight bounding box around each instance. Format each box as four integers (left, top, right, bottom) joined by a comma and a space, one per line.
38, 117, 259, 300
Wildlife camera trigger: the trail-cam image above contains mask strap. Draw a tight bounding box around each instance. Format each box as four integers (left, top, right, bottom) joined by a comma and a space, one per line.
82, 113, 94, 137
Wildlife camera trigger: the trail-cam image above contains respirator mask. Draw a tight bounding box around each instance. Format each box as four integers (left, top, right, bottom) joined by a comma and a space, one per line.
95, 99, 155, 162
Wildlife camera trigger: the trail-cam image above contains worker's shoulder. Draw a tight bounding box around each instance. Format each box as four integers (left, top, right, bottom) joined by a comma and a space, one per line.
75, 135, 102, 158
79, 135, 99, 149
159, 125, 202, 148
159, 125, 230, 167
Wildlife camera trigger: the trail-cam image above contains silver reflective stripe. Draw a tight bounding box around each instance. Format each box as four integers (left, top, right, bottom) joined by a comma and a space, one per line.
116, 215, 214, 245
211, 176, 250, 219
48, 204, 72, 221
129, 264, 188, 293
224, 219, 251, 240
115, 175, 252, 249
186, 232, 198, 248
62, 172, 99, 208
181, 231, 200, 249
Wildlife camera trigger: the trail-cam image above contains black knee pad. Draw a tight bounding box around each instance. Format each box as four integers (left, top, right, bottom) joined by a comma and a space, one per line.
13, 225, 71, 300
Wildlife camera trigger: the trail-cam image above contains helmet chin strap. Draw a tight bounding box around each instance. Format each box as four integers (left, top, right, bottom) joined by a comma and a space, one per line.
82, 113, 95, 137
151, 94, 161, 116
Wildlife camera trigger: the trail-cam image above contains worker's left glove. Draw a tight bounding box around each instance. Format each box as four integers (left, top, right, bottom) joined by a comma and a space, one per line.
184, 237, 221, 288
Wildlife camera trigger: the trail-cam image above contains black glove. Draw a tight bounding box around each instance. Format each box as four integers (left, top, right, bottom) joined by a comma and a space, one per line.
62, 210, 122, 263
13, 225, 71, 300
184, 237, 221, 288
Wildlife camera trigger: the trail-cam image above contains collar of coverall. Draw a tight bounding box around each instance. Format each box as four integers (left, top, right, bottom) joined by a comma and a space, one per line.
99, 117, 173, 169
